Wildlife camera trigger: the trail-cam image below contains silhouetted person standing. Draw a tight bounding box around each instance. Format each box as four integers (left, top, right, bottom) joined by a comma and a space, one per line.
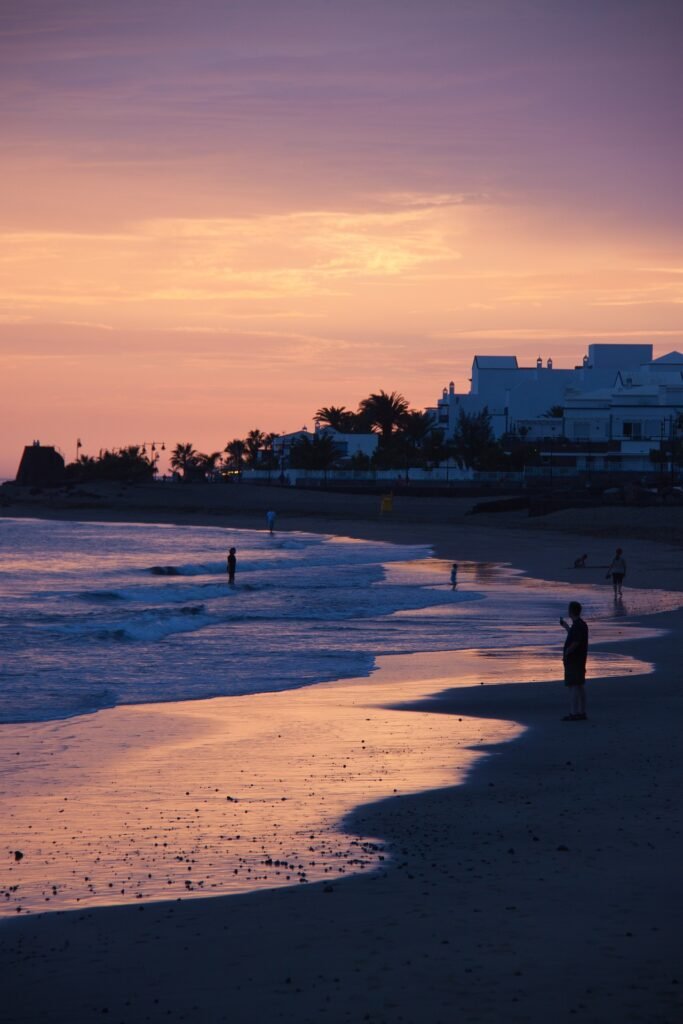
266, 510, 276, 534
227, 547, 237, 585
607, 547, 626, 598
450, 563, 458, 589
559, 600, 589, 721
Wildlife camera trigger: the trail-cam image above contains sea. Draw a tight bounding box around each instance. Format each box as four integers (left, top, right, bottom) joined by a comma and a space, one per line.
2, 516, 682, 726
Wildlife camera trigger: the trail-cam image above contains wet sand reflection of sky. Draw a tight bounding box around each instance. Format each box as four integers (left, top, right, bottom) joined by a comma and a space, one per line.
1, 643, 652, 917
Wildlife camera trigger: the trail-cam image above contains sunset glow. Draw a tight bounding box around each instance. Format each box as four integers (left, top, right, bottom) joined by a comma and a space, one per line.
2, 0, 682, 476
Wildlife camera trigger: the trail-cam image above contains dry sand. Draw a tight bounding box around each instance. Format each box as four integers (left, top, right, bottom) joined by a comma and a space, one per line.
1, 488, 682, 1023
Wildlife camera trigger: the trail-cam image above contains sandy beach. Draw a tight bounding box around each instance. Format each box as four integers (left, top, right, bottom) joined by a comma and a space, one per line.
1, 487, 682, 1023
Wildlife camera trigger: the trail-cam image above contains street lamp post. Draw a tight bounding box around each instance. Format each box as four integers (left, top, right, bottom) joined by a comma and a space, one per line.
139, 441, 166, 475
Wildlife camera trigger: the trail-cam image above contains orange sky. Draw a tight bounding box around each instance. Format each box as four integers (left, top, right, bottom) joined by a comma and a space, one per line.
1, 1, 682, 477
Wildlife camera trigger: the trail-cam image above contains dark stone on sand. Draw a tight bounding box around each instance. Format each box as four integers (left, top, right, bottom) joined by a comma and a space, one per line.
14, 851, 24, 861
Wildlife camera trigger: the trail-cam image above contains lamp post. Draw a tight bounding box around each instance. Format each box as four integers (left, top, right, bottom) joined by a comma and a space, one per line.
76, 438, 83, 462
139, 441, 166, 475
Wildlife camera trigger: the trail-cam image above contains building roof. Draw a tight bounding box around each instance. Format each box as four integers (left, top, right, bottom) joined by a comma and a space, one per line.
472, 355, 518, 368
652, 351, 683, 364
617, 368, 683, 387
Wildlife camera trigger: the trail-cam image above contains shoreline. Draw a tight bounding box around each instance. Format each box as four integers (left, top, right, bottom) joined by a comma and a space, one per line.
3, 491, 683, 598
4, 487, 683, 593
2, 506, 682, 1021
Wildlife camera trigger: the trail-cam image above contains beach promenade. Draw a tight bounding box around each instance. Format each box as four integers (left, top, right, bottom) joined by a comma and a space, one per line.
1, 485, 682, 1023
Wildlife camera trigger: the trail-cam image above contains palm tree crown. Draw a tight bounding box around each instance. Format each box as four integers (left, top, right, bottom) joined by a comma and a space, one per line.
224, 438, 246, 472
315, 406, 359, 433
245, 430, 266, 467
358, 390, 409, 442
170, 442, 199, 478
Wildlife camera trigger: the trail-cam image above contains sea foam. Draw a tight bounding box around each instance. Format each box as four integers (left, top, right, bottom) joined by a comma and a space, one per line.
3, 517, 683, 725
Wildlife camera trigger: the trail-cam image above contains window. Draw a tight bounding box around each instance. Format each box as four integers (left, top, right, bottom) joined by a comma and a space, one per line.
622, 421, 642, 439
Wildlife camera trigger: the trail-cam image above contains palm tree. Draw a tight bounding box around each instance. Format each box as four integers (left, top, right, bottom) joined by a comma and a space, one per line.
260, 432, 280, 475
399, 410, 435, 447
224, 438, 246, 477
196, 451, 222, 481
358, 390, 409, 444
289, 433, 339, 484
450, 407, 501, 470
315, 406, 360, 433
170, 442, 199, 480
245, 429, 266, 468
397, 410, 439, 467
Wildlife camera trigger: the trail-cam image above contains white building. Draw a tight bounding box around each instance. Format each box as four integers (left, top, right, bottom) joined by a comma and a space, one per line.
429, 343, 683, 478
431, 344, 654, 438
272, 425, 378, 465
563, 352, 683, 441
557, 352, 683, 476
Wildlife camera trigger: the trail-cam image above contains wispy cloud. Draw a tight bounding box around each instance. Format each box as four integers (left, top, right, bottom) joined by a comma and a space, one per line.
1, 1, 683, 475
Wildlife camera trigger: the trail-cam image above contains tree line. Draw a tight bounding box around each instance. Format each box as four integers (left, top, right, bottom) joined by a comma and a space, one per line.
65, 389, 505, 483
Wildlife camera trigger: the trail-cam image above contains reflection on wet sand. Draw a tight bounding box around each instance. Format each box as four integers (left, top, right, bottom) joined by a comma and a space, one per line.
0, 644, 651, 917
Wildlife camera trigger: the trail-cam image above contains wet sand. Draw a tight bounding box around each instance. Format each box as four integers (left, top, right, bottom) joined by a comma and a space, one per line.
1, 496, 683, 1022
1, 645, 653, 918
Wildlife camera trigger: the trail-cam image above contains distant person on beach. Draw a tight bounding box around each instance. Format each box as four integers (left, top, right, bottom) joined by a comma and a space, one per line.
266, 510, 276, 534
226, 547, 237, 585
559, 600, 589, 721
574, 553, 588, 568
450, 563, 458, 589
606, 547, 626, 598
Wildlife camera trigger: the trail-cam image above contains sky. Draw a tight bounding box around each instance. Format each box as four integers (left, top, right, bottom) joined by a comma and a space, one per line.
1, 0, 682, 476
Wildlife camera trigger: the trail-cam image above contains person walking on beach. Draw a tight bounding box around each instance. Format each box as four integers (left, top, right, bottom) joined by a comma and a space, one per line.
450, 563, 458, 589
226, 546, 237, 585
559, 600, 589, 721
606, 547, 626, 598
266, 510, 276, 534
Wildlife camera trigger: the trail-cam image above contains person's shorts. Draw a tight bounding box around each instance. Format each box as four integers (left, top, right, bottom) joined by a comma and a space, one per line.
564, 663, 586, 687
612, 573, 625, 585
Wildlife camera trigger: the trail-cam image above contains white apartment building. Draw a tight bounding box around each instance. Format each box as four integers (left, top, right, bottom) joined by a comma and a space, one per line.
431, 344, 654, 438
559, 352, 683, 475
430, 343, 683, 477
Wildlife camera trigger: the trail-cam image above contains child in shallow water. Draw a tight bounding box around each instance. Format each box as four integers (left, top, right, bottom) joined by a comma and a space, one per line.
226, 547, 237, 584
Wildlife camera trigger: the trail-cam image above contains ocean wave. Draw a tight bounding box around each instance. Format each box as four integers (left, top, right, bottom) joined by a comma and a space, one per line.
141, 541, 431, 579
34, 603, 216, 643
80, 589, 127, 602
